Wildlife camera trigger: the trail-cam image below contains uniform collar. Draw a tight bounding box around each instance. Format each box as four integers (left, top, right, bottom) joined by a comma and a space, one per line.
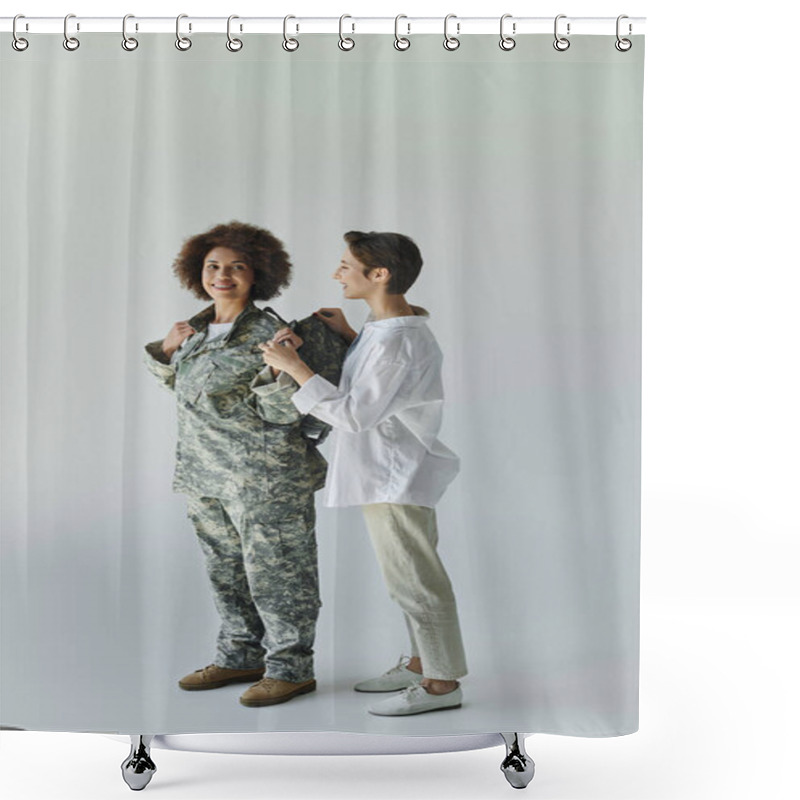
188, 300, 260, 331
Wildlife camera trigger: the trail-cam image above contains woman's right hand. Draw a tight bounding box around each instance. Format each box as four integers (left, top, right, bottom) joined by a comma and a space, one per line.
162, 321, 196, 359
313, 308, 357, 343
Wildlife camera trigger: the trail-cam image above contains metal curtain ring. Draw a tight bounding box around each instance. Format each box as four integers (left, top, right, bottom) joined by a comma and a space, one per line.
282, 15, 299, 51
122, 14, 139, 51
226, 15, 243, 52
394, 15, 410, 51
175, 14, 192, 51
615, 14, 632, 51
499, 14, 516, 51
339, 15, 355, 51
443, 14, 460, 51
12, 14, 29, 51
63, 13, 80, 51
553, 14, 570, 51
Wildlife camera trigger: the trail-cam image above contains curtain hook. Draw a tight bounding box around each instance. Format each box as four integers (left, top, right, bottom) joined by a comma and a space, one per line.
226, 15, 243, 52
122, 14, 139, 51
176, 14, 192, 51
63, 13, 80, 51
553, 14, 571, 52
282, 15, 299, 51
12, 14, 29, 52
615, 15, 632, 52
339, 14, 355, 51
394, 14, 411, 51
499, 14, 516, 51
443, 14, 460, 51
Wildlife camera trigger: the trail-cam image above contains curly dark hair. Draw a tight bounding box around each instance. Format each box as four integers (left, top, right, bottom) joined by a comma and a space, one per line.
172, 221, 292, 301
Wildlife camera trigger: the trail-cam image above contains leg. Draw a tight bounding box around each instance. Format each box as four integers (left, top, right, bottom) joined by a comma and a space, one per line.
186, 497, 266, 669
121, 735, 156, 791
362, 503, 467, 682
500, 733, 535, 789
227, 495, 321, 683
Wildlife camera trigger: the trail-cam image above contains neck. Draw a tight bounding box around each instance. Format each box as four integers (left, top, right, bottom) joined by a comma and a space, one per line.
366, 293, 414, 320
212, 298, 249, 324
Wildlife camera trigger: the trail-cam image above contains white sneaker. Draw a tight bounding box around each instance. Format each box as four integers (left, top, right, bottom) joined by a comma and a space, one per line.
367, 684, 463, 716
353, 657, 423, 693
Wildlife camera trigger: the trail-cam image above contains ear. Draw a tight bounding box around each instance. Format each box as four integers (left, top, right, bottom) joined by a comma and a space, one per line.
370, 267, 390, 284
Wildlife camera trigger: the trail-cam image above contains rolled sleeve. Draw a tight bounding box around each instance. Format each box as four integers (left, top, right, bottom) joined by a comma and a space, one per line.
143, 341, 176, 392
249, 368, 303, 424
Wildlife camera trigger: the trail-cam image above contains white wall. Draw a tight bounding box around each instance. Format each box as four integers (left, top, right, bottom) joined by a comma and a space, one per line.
2, 1, 797, 799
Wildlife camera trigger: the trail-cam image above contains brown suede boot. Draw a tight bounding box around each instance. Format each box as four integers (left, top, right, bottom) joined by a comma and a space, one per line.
178, 664, 266, 691
239, 677, 317, 707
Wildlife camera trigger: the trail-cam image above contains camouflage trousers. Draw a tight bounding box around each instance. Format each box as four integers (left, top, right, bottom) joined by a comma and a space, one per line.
186, 493, 320, 683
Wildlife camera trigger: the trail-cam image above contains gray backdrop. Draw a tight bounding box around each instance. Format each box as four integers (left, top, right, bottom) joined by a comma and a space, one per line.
1, 33, 643, 736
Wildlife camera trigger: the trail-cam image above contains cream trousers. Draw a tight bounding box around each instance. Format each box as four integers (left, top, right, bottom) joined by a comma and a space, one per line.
361, 503, 468, 681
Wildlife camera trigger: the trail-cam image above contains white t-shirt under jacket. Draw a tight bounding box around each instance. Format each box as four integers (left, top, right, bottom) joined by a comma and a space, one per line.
291, 313, 460, 509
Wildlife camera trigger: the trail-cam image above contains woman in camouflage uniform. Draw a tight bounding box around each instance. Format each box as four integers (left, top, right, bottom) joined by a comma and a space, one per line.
144, 222, 347, 707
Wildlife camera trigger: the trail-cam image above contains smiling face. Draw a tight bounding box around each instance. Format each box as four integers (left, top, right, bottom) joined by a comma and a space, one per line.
333, 246, 387, 300
201, 246, 255, 303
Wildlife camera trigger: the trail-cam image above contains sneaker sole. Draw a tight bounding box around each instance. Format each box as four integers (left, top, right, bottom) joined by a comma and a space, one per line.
353, 682, 420, 693
239, 681, 317, 707
368, 702, 462, 717
179, 673, 265, 691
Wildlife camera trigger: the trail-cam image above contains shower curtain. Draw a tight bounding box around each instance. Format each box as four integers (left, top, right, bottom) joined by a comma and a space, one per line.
1, 29, 643, 738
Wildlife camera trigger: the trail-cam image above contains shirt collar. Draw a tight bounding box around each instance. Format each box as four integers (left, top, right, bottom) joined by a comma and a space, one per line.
364, 310, 430, 329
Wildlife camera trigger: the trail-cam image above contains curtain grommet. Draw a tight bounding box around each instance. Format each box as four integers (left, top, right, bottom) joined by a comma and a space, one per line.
443, 14, 460, 51
338, 15, 355, 51
499, 14, 516, 51
175, 14, 192, 51
553, 14, 570, 52
615, 15, 632, 51
226, 15, 243, 52
63, 13, 80, 51
282, 15, 299, 51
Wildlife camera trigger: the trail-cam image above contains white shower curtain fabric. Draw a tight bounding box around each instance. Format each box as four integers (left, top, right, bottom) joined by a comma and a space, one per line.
0, 32, 644, 737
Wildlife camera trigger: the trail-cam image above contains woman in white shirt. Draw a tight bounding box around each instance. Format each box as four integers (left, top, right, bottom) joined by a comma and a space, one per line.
261, 231, 467, 717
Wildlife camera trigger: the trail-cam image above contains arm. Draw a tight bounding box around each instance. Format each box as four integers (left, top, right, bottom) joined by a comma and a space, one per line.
292, 358, 421, 434
248, 367, 303, 424
251, 315, 351, 426
142, 321, 196, 394
143, 341, 177, 392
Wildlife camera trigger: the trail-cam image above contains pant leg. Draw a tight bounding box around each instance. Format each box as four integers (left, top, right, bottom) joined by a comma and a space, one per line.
225, 494, 321, 683
186, 496, 267, 670
403, 614, 421, 659
362, 503, 468, 681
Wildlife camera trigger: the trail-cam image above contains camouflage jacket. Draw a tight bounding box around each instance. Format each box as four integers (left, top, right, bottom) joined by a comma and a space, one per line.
144, 302, 348, 502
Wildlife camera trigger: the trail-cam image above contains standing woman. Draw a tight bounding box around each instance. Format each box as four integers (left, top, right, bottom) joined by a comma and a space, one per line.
144, 221, 347, 707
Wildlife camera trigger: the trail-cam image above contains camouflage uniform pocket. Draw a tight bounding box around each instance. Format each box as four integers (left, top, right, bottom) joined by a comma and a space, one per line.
202, 351, 263, 418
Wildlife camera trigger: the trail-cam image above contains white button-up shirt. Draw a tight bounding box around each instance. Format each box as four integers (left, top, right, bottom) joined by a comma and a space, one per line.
292, 313, 460, 508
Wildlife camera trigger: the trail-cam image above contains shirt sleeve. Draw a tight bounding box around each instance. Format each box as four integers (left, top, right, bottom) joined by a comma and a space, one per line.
292, 358, 419, 433
143, 341, 176, 393
248, 368, 303, 424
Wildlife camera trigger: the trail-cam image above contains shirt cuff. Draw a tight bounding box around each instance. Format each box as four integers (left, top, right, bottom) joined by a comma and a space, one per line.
292, 373, 339, 415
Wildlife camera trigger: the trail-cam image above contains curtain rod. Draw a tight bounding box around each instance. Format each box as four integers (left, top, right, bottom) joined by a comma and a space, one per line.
1, 16, 646, 36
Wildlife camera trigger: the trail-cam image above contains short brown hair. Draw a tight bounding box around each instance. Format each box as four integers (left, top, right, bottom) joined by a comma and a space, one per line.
173, 221, 292, 301
344, 231, 422, 295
